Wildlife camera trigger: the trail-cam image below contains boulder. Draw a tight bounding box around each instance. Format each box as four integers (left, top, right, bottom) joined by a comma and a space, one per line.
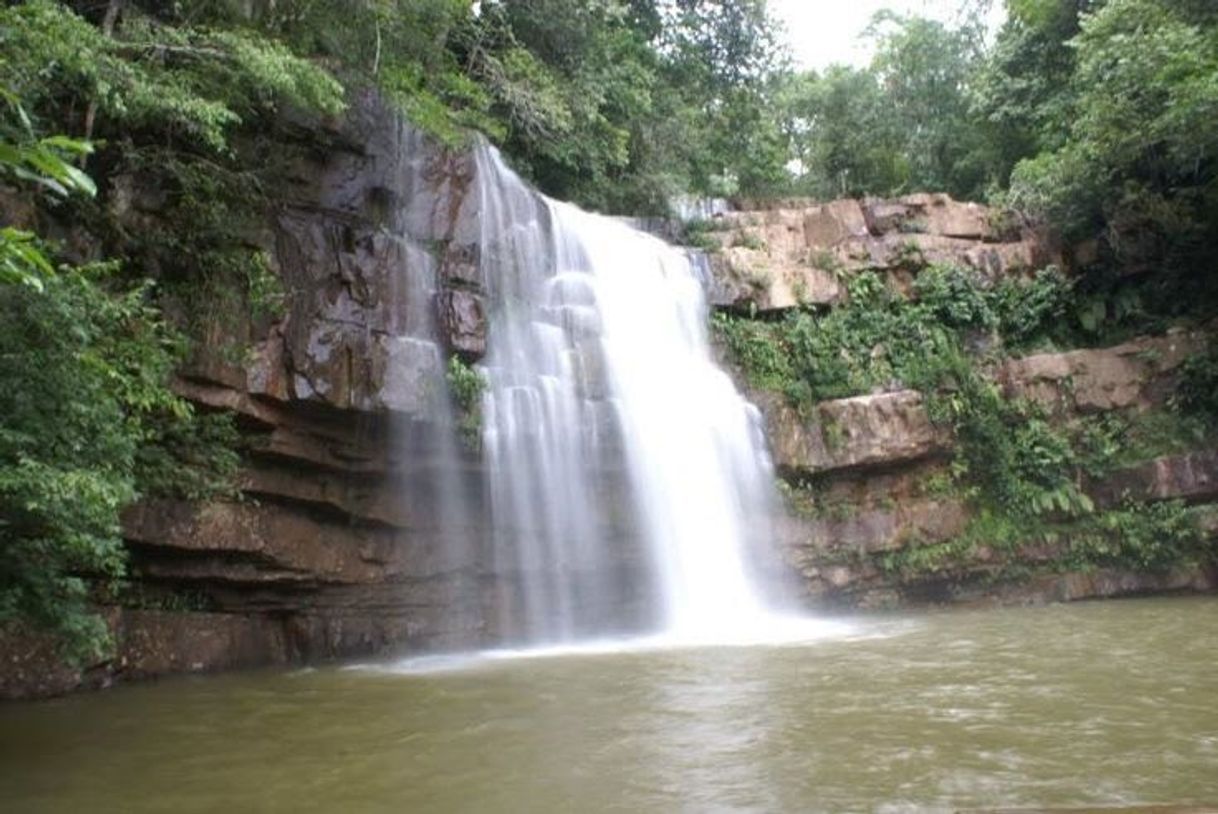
1001, 331, 1203, 412
1092, 449, 1218, 508
777, 499, 968, 555
436, 288, 487, 357
766, 390, 949, 475
803, 199, 870, 245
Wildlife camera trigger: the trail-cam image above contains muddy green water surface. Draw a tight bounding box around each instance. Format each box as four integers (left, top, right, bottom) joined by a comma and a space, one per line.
2, 597, 1216, 813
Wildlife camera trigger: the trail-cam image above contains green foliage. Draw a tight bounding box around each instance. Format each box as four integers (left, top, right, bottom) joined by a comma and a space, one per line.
680, 219, 726, 251
117, 0, 793, 212
0, 92, 95, 200
912, 263, 999, 332
265, 0, 500, 145
990, 267, 1077, 347
0, 227, 55, 291
776, 12, 992, 200
972, 0, 1096, 187
1173, 344, 1218, 426
881, 498, 1209, 580
712, 311, 801, 400
1, 1, 345, 154
1, 1, 337, 349
0, 265, 236, 662
878, 531, 984, 578
134, 411, 240, 502
213, 0, 789, 212
0, 77, 239, 661
866, 13, 991, 199
446, 355, 486, 413
1065, 500, 1208, 571
0, 90, 95, 291
1004, 0, 1218, 316
925, 363, 1096, 519
1076, 409, 1213, 478
715, 264, 1078, 405
446, 355, 486, 450
643, 0, 790, 201
114, 146, 277, 337
775, 66, 901, 199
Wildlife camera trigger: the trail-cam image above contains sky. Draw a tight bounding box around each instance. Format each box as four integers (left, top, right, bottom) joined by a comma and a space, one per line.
769, 0, 1007, 70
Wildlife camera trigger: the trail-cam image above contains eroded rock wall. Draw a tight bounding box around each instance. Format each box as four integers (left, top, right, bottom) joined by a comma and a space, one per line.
701, 193, 1060, 312
4, 93, 602, 698
764, 330, 1217, 606
704, 197, 1218, 609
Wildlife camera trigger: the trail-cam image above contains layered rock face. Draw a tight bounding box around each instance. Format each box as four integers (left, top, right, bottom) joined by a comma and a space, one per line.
703, 197, 1218, 609
5, 94, 579, 698
766, 330, 1217, 607
135, 98, 502, 664
701, 194, 1057, 312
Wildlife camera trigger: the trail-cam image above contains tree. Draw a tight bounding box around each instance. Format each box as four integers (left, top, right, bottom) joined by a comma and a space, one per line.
868, 11, 991, 199
651, 0, 791, 198
775, 67, 904, 198
775, 10, 992, 200
972, 0, 1099, 187
1008, 0, 1218, 278
0, 4, 266, 660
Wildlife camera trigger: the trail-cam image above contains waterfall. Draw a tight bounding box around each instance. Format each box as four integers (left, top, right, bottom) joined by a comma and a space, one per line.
472, 145, 794, 646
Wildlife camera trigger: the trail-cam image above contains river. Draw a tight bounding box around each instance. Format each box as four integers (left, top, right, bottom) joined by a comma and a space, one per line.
2, 597, 1216, 812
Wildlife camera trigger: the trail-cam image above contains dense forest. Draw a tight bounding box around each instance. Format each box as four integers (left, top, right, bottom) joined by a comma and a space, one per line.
2, 0, 1218, 659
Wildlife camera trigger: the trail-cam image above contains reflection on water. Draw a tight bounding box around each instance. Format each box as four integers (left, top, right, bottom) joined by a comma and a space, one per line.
365, 613, 868, 675
2, 598, 1217, 813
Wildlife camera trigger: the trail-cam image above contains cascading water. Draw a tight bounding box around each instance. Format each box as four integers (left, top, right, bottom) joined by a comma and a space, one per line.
472, 145, 799, 646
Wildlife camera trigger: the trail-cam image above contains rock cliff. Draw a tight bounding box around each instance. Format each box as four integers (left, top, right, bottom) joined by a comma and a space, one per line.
765, 330, 1217, 607
6, 94, 497, 698
700, 194, 1058, 312
703, 196, 1218, 610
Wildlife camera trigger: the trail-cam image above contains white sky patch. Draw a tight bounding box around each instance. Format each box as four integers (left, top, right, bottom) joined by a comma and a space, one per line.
770, 0, 1007, 70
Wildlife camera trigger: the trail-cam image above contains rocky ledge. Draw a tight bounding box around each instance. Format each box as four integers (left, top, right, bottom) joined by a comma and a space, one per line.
699, 193, 1061, 312
762, 329, 1218, 608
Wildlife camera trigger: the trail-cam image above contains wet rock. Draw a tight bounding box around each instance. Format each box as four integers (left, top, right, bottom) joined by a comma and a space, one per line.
379, 335, 446, 416
122, 498, 475, 581
112, 611, 293, 679
438, 242, 483, 288
437, 289, 487, 358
